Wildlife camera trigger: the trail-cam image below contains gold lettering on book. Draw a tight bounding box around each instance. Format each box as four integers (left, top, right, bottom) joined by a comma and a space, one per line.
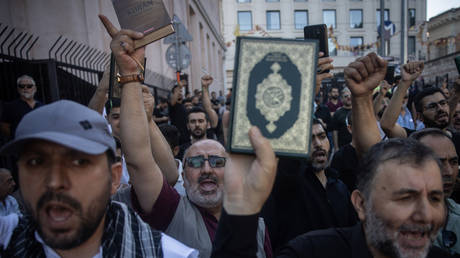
127, 0, 154, 16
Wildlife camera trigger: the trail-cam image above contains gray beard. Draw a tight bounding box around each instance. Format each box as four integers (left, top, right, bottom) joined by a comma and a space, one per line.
364, 200, 435, 258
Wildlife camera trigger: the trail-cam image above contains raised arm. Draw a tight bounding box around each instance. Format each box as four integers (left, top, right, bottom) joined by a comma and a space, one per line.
142, 86, 179, 185
99, 15, 163, 212
345, 53, 387, 156
201, 75, 219, 128
372, 80, 390, 118
88, 67, 110, 114
380, 62, 424, 138
316, 52, 334, 96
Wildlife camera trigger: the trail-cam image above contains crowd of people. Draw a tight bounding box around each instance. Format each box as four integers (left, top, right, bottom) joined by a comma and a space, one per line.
0, 14, 460, 258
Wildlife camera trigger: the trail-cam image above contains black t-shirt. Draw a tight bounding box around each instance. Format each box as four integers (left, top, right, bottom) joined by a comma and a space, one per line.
331, 107, 352, 148
330, 143, 359, 192
1, 99, 44, 138
168, 103, 189, 145
153, 107, 168, 125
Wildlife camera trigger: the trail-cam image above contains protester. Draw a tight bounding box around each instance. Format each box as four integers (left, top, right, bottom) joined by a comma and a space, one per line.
0, 168, 20, 216
0, 99, 196, 257
153, 97, 169, 125
0, 75, 44, 139
331, 88, 352, 151
326, 86, 342, 115
99, 15, 272, 258
410, 128, 460, 255
211, 52, 451, 258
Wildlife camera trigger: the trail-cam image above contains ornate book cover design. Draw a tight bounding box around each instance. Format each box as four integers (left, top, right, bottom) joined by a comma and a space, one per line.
228, 37, 318, 158
112, 0, 174, 48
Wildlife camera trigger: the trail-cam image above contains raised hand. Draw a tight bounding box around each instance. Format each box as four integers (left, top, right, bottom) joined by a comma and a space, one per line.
379, 80, 390, 96
401, 61, 424, 83
344, 52, 387, 97
223, 127, 278, 215
316, 52, 334, 95
98, 14, 145, 75
201, 75, 213, 89
142, 85, 155, 122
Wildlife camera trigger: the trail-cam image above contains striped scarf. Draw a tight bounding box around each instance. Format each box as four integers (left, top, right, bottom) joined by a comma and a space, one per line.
2, 201, 163, 258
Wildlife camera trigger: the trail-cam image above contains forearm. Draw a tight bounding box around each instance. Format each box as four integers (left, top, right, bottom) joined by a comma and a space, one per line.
380, 80, 410, 130
120, 82, 163, 212
148, 120, 179, 185
87, 88, 108, 114
202, 89, 219, 128
352, 94, 381, 157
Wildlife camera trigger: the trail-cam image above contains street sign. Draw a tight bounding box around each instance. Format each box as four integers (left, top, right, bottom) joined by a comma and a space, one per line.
163, 15, 193, 44
166, 44, 191, 70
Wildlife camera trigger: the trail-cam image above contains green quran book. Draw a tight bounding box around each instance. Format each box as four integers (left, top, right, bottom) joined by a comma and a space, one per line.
228, 37, 318, 158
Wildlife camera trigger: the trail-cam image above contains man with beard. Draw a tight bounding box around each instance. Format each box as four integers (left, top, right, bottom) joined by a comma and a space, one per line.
212, 53, 451, 258
331, 88, 353, 151
380, 67, 460, 156
410, 128, 460, 255
326, 86, 342, 115
176, 107, 211, 161
130, 138, 272, 257
1, 75, 44, 139
0, 100, 196, 257
0, 168, 20, 216
96, 14, 272, 258
262, 119, 357, 252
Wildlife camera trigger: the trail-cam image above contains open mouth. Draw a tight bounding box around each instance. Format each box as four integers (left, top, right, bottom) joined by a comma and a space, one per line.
44, 203, 74, 226
399, 230, 430, 248
312, 150, 327, 162
436, 113, 448, 121
200, 179, 217, 192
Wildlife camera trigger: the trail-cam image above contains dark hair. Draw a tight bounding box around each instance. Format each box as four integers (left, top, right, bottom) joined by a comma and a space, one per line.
105, 98, 121, 115
312, 118, 327, 134
159, 124, 180, 149
159, 97, 168, 104
186, 106, 208, 123
329, 86, 340, 93
414, 87, 446, 113
183, 98, 192, 104
356, 138, 442, 199
114, 137, 122, 150
409, 128, 455, 146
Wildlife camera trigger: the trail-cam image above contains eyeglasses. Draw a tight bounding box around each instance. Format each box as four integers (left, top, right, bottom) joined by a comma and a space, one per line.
442, 229, 457, 248
424, 99, 448, 111
18, 84, 34, 89
185, 155, 226, 168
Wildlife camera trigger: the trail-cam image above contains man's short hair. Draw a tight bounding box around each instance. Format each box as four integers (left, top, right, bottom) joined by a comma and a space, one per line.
341, 87, 351, 96
186, 106, 208, 123
414, 87, 446, 113
356, 138, 442, 199
105, 98, 121, 115
312, 118, 326, 132
159, 124, 180, 149
409, 127, 454, 146
159, 97, 168, 104
329, 85, 339, 93
16, 75, 36, 86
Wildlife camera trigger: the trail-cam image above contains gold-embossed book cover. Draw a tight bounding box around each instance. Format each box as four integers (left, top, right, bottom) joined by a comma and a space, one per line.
111, 0, 174, 48
228, 37, 318, 158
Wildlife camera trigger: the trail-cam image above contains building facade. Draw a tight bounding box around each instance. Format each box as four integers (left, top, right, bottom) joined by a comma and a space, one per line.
422, 7, 460, 86
222, 0, 426, 88
0, 0, 226, 94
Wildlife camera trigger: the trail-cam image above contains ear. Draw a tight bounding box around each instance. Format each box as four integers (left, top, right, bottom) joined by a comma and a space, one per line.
110, 162, 122, 195
351, 190, 366, 221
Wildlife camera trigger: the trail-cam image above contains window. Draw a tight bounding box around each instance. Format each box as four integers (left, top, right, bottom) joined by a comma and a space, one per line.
238, 11, 252, 31
350, 37, 363, 55
267, 11, 281, 30
323, 10, 336, 29
408, 36, 416, 56
350, 9, 363, 28
408, 9, 416, 28
237, 0, 251, 2
328, 38, 337, 56
294, 10, 308, 30
376, 9, 390, 27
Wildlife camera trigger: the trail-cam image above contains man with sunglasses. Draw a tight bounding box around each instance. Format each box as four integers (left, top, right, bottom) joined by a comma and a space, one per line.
1, 75, 43, 139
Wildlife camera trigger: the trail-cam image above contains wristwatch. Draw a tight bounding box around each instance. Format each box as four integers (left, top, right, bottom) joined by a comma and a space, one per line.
116, 73, 144, 84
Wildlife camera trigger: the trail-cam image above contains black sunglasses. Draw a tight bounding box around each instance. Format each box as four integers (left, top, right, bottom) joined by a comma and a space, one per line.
18, 84, 34, 89
186, 155, 226, 168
